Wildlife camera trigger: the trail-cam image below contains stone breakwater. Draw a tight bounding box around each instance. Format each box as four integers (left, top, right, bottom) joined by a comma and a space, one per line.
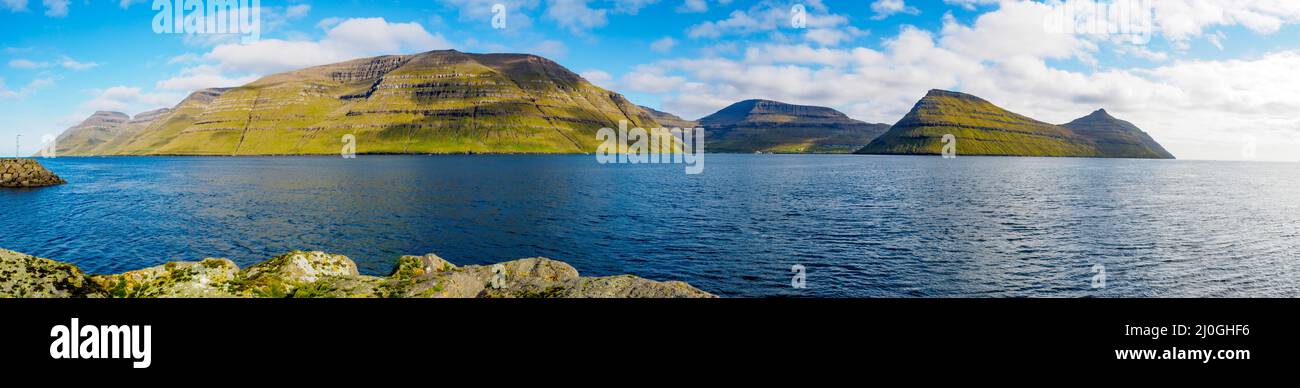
0, 248, 715, 298
0, 158, 65, 188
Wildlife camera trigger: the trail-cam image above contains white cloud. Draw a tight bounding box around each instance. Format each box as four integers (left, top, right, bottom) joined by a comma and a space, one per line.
942, 0, 997, 11
9, 59, 46, 69
118, 0, 145, 9
544, 0, 608, 33
529, 39, 568, 58
80, 86, 182, 113
285, 4, 311, 19
686, 0, 847, 39
59, 56, 98, 70
42, 0, 66, 17
0, 77, 55, 98
441, 0, 539, 30
204, 18, 452, 74
154, 65, 259, 91
870, 0, 919, 20
2, 0, 26, 12
579, 69, 613, 88
650, 36, 676, 53
0, 78, 18, 98
617, 2, 1300, 161
1153, 0, 1300, 44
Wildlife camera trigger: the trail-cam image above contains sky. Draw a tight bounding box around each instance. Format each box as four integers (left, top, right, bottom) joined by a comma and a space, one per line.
2, 0, 1299, 161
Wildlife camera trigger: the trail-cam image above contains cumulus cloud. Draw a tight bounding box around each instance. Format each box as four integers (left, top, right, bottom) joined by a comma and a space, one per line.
42, 0, 65, 17
528, 39, 568, 58
80, 86, 183, 112
203, 17, 452, 74
686, 0, 847, 39
154, 65, 259, 91
650, 36, 676, 53
2, 0, 27, 12
618, 1, 1300, 161
58, 56, 98, 70
9, 59, 45, 69
544, 0, 608, 33
871, 0, 919, 20
579, 69, 613, 88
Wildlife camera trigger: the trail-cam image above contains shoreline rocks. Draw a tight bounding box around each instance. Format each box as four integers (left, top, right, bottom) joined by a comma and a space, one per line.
0, 248, 715, 298
0, 158, 65, 188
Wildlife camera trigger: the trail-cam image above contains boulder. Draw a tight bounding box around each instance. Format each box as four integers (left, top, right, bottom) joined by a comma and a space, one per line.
0, 158, 66, 188
0, 248, 716, 298
91, 259, 241, 298
0, 249, 102, 297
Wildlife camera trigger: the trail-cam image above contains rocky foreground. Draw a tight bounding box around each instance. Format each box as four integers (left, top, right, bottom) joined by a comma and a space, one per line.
0, 158, 65, 188
0, 248, 714, 298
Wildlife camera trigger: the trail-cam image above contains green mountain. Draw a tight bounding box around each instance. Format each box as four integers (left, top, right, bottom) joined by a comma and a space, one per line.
696, 99, 889, 153
53, 111, 129, 156
638, 105, 698, 129
59, 50, 662, 156
1059, 108, 1175, 159
855, 90, 1174, 159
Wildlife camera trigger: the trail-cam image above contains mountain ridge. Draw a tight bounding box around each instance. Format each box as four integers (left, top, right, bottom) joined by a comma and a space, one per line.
696, 99, 890, 153
855, 89, 1174, 159
57, 50, 662, 156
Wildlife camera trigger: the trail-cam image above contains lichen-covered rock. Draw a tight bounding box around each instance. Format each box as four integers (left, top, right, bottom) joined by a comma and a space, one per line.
290, 276, 395, 298
389, 253, 456, 279
0, 158, 66, 188
0, 249, 102, 297
564, 276, 716, 298
0, 248, 716, 298
237, 251, 360, 297
91, 258, 241, 298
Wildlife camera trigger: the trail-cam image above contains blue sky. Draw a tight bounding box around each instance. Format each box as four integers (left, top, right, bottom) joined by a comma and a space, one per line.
3, 0, 1300, 160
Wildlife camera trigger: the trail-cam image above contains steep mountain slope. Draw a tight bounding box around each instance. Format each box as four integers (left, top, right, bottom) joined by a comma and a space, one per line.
53, 111, 129, 156
1060, 109, 1175, 159
74, 50, 662, 155
855, 90, 1174, 158
639, 105, 698, 129
697, 99, 889, 153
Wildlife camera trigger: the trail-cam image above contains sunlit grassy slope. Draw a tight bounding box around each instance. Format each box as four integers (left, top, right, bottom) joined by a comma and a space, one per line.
64, 50, 663, 156
855, 90, 1175, 159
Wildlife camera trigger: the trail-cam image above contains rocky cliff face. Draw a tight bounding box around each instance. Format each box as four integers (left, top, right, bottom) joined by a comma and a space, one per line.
698, 99, 889, 153
0, 248, 715, 298
62, 50, 663, 156
856, 90, 1175, 158
0, 158, 65, 188
54, 109, 174, 156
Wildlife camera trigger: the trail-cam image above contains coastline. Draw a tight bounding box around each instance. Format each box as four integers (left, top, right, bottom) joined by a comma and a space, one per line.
0, 248, 715, 298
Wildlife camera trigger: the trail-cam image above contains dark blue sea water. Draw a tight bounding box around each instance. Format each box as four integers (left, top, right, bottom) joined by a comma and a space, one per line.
2, 155, 1297, 297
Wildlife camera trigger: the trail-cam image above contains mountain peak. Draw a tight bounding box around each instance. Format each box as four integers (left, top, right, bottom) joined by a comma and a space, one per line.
1086, 108, 1114, 119
923, 89, 989, 103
